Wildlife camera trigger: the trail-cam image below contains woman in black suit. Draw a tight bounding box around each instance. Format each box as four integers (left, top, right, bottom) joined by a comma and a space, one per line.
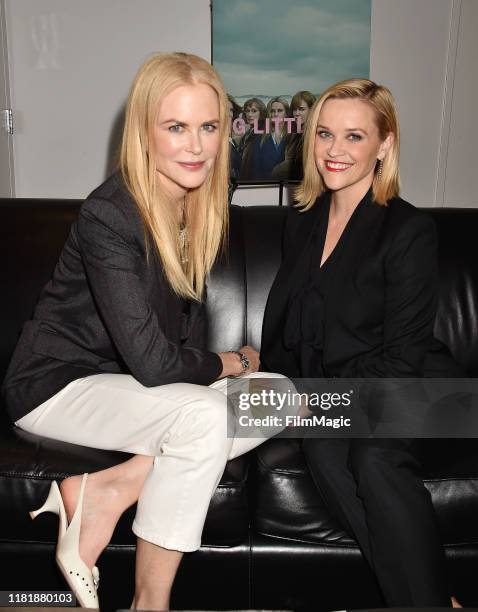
261, 78, 459, 607
2, 53, 286, 611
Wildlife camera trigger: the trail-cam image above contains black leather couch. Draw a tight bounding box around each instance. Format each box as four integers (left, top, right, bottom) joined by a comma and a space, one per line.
1, 199, 478, 612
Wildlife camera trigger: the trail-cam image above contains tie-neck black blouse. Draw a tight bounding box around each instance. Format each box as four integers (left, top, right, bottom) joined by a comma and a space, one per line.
283, 194, 359, 378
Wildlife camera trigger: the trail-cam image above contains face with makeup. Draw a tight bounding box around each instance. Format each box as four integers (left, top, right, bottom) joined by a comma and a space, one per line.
314, 97, 392, 202
270, 101, 286, 119
293, 99, 311, 126
153, 83, 221, 200
244, 103, 260, 125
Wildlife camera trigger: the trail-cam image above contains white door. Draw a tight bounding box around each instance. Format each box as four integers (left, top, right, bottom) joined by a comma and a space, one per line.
0, 0, 14, 197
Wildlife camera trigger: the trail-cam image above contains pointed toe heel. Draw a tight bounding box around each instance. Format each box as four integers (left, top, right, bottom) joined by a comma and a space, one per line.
56, 473, 100, 609
30, 474, 100, 609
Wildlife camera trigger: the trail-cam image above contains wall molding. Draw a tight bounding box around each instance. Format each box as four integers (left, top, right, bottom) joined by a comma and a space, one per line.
435, 0, 462, 207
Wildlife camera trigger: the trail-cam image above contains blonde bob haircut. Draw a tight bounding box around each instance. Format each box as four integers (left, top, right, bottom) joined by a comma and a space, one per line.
120, 52, 229, 301
295, 78, 400, 210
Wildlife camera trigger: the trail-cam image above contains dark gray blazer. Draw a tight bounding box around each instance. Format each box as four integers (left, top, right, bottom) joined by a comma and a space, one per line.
3, 174, 222, 422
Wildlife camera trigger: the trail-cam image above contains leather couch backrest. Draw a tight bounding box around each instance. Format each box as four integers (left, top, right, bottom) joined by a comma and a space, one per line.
1, 201, 477, 387
0, 200, 81, 379
432, 209, 478, 375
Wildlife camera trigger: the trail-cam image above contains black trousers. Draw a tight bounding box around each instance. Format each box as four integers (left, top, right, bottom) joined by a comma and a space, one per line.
302, 438, 450, 607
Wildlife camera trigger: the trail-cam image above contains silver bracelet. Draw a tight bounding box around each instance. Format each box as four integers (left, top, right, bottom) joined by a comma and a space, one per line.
228, 350, 250, 373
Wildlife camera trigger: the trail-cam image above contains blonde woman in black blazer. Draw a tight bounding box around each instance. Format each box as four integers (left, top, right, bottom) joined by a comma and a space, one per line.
2, 53, 287, 610
261, 78, 461, 607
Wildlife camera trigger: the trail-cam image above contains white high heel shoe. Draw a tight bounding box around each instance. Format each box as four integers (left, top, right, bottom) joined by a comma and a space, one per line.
30, 474, 100, 609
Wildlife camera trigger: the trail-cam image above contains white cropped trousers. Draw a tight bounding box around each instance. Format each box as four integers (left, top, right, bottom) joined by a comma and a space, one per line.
16, 372, 287, 552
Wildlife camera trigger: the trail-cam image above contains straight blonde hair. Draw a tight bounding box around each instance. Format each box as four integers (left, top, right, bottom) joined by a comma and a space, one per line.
261, 96, 290, 144
120, 52, 229, 301
296, 78, 400, 210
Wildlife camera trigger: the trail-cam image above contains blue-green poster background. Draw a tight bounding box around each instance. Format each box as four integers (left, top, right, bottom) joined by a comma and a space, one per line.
212, 0, 372, 183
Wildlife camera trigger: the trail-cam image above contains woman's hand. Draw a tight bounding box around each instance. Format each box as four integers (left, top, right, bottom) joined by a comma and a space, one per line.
217, 345, 260, 378
238, 345, 260, 373
217, 351, 243, 378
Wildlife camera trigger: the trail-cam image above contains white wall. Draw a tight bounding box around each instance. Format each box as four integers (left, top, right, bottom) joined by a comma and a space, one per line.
442, 0, 478, 208
370, 0, 478, 208
4, 0, 210, 198
370, 0, 454, 207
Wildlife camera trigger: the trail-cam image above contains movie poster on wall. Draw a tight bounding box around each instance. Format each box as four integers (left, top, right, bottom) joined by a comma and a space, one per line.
212, 0, 372, 183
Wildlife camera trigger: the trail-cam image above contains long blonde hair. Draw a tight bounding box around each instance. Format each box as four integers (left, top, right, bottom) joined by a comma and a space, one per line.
120, 52, 229, 301
262, 96, 290, 144
296, 78, 400, 210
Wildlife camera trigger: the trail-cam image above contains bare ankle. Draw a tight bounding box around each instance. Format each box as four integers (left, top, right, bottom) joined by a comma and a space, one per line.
134, 592, 169, 611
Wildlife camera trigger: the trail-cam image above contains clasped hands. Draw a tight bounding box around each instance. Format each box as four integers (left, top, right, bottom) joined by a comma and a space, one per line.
218, 345, 260, 378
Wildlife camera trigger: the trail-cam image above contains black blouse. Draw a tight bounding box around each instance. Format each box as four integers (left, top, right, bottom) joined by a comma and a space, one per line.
283, 195, 364, 378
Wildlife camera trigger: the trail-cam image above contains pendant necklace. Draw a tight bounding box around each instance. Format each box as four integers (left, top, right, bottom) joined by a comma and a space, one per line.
179, 196, 188, 265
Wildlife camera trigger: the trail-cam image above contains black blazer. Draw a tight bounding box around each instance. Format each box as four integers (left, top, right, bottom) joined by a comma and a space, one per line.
261, 189, 458, 379
3, 174, 222, 422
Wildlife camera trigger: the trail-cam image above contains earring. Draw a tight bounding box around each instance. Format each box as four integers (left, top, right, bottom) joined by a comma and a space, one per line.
377, 158, 383, 181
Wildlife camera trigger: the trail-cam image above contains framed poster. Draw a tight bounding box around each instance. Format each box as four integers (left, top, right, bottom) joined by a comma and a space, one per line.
212, 0, 372, 182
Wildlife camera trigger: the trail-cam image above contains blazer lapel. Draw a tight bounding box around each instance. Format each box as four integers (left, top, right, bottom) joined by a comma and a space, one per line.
260, 194, 328, 374
274, 194, 329, 292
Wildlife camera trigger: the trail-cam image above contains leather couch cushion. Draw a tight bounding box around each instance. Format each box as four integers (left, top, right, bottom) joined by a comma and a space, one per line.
0, 409, 250, 547
254, 438, 478, 547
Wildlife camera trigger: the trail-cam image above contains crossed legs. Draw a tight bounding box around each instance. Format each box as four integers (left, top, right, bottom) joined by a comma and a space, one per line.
18, 372, 286, 609
58, 457, 175, 610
